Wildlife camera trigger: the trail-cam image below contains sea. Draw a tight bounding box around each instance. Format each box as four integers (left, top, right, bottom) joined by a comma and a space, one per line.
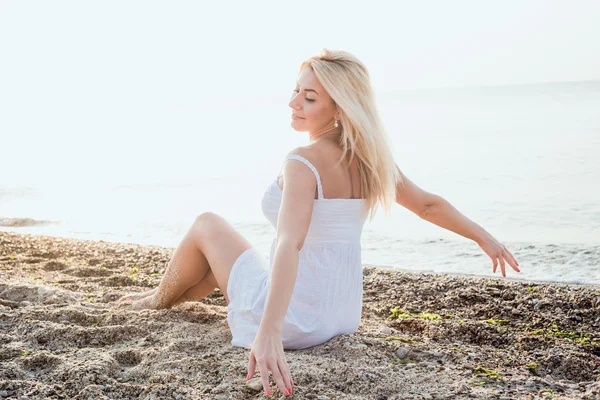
1, 81, 599, 285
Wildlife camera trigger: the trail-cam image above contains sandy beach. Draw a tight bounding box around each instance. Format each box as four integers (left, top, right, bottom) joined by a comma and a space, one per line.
0, 231, 598, 399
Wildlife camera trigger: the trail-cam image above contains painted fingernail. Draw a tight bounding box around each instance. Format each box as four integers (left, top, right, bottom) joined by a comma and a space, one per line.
266, 390, 271, 396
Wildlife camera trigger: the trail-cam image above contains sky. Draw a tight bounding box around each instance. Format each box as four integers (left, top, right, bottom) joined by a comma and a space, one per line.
1, 0, 599, 186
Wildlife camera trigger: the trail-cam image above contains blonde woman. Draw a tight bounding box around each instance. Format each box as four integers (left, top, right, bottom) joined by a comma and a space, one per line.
118, 49, 520, 397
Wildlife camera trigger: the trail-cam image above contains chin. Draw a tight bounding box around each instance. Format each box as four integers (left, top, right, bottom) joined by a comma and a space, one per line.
290, 120, 308, 132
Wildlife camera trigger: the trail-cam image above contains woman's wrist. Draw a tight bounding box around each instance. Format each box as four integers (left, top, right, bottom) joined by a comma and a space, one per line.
257, 323, 282, 337
474, 229, 491, 246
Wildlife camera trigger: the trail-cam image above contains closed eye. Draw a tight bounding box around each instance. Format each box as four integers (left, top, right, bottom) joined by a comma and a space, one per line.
293, 89, 315, 102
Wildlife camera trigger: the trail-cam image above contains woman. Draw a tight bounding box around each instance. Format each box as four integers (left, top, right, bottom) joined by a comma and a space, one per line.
118, 49, 520, 398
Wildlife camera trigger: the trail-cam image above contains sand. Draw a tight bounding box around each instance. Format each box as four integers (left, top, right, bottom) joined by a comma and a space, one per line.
0, 231, 598, 399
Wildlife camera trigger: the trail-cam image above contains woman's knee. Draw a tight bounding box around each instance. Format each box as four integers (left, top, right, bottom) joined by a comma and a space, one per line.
191, 212, 221, 242
194, 212, 219, 227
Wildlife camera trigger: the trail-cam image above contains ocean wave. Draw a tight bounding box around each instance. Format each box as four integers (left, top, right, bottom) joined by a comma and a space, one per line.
0, 217, 57, 227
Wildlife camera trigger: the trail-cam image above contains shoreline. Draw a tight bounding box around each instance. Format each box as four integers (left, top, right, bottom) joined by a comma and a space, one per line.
0, 231, 599, 399
2, 226, 598, 288
369, 263, 600, 289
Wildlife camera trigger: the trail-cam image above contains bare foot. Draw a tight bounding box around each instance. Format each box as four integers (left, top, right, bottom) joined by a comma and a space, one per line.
131, 294, 165, 310
117, 288, 157, 305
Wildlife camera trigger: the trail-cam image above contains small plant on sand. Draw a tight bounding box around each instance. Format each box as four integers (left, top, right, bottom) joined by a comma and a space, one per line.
128, 266, 139, 281
388, 307, 412, 320
382, 336, 416, 343
389, 355, 416, 367
486, 319, 510, 325
458, 319, 466, 324
420, 312, 441, 321
473, 366, 503, 381
528, 286, 536, 292
526, 362, 538, 372
452, 347, 468, 355
21, 350, 30, 357
150, 273, 161, 278
526, 325, 596, 345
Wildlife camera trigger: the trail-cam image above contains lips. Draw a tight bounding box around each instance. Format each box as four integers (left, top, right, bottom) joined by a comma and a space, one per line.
292, 114, 304, 120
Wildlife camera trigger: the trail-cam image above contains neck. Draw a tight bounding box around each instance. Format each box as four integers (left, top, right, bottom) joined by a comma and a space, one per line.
309, 121, 341, 142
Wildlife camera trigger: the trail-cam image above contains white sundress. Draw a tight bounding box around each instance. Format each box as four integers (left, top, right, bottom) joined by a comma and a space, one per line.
226, 154, 368, 350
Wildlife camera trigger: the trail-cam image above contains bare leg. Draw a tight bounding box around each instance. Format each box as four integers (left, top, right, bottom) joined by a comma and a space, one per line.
130, 212, 251, 310
131, 229, 211, 310
171, 273, 221, 306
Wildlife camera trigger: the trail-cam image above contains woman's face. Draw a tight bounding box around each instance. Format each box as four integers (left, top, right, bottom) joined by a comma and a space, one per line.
289, 67, 338, 133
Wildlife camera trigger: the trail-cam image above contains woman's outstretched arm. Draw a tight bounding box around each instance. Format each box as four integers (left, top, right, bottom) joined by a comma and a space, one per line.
394, 165, 520, 277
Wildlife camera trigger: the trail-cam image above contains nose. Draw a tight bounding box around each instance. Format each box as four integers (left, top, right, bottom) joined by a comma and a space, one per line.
288, 92, 301, 110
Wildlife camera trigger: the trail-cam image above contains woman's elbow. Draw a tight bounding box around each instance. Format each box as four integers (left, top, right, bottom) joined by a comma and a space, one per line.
275, 237, 304, 252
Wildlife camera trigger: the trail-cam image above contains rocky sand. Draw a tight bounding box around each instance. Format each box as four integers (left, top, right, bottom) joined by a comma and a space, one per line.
0, 231, 599, 399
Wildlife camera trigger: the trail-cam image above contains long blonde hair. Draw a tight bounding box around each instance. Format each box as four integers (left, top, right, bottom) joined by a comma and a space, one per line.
300, 49, 402, 221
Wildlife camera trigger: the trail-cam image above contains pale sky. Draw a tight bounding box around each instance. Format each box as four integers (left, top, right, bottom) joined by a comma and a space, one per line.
1, 0, 599, 185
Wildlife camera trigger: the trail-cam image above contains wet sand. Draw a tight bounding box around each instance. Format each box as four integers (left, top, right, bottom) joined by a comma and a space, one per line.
0, 231, 599, 399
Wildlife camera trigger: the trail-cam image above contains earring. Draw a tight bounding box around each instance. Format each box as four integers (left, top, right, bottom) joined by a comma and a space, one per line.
334, 119, 339, 128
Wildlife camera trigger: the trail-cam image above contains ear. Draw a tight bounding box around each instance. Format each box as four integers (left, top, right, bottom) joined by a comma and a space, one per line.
334, 108, 341, 120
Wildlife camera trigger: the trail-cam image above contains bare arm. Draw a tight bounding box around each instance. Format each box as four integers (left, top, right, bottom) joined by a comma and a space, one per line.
246, 152, 314, 397
394, 164, 519, 276
258, 155, 315, 335
394, 164, 486, 243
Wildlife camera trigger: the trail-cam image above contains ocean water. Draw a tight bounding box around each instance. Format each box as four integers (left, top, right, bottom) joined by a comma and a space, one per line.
1, 81, 599, 285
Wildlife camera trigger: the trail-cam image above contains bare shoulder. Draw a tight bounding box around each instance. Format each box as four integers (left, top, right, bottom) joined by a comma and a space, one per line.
286, 143, 338, 167
286, 145, 317, 160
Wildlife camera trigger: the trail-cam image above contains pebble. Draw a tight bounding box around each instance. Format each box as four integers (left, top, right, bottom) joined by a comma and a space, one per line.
396, 347, 410, 358
381, 327, 393, 335
316, 396, 330, 400
418, 361, 436, 369
422, 394, 433, 400
0, 392, 8, 398
246, 378, 263, 392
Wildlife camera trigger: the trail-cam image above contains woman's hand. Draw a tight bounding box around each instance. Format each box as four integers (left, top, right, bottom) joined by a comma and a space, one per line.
246, 331, 293, 397
477, 232, 520, 278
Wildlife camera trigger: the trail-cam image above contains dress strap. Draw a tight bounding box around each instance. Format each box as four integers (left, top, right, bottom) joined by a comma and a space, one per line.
284, 155, 324, 200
